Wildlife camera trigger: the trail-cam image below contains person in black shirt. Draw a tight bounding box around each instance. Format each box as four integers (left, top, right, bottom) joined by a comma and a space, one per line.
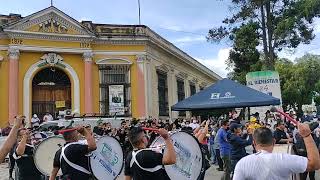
274, 121, 293, 144
125, 127, 176, 180
14, 129, 42, 180
8, 144, 16, 180
49, 127, 97, 180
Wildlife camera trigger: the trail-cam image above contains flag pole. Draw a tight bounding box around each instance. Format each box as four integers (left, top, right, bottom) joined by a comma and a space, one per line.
138, 0, 141, 25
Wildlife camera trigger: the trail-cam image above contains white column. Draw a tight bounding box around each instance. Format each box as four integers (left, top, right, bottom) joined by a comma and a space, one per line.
184, 79, 191, 118
168, 68, 178, 120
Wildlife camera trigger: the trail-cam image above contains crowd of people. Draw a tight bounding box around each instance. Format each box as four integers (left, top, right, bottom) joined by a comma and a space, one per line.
0, 110, 320, 180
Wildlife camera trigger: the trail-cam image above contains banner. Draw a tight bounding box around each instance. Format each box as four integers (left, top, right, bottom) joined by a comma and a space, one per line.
55, 101, 65, 108
109, 85, 124, 115
246, 71, 282, 119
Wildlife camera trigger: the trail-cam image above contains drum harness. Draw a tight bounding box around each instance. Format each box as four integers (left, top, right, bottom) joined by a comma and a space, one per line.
60, 142, 91, 175
13, 144, 34, 159
130, 148, 163, 173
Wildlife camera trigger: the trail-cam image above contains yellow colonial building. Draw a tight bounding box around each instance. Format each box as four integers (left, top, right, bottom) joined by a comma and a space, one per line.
0, 6, 220, 127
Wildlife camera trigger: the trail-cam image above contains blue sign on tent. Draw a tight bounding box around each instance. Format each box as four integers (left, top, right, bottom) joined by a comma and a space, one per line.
171, 78, 281, 111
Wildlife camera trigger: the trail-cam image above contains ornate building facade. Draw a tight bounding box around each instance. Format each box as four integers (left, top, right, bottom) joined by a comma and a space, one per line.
0, 6, 221, 127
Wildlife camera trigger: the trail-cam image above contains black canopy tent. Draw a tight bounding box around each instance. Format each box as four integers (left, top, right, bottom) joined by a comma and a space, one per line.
172, 78, 280, 111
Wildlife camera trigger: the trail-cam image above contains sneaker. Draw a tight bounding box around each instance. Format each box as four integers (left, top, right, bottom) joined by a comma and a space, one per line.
9, 177, 14, 180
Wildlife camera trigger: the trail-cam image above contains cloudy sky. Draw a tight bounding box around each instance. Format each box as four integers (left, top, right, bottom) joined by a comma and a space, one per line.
1, 0, 320, 77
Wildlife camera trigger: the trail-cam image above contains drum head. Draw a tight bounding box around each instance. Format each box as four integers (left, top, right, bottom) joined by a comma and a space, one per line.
273, 144, 292, 154
34, 136, 65, 176
90, 136, 124, 180
151, 131, 203, 180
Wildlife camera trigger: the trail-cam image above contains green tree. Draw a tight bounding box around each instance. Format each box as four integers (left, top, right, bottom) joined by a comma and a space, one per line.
276, 54, 320, 116
226, 22, 261, 83
207, 0, 320, 70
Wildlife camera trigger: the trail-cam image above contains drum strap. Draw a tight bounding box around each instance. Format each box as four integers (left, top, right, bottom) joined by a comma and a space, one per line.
130, 149, 163, 173
60, 142, 91, 175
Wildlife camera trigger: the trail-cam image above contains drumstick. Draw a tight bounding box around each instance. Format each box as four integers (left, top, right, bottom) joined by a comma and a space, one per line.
142, 127, 159, 132
270, 107, 298, 125
57, 128, 78, 134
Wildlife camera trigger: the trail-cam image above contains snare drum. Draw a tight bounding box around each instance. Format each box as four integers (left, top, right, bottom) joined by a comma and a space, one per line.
34, 136, 65, 176
90, 136, 124, 180
150, 131, 204, 180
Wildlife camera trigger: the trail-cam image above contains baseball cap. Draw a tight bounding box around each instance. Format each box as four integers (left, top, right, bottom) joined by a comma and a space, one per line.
230, 123, 242, 132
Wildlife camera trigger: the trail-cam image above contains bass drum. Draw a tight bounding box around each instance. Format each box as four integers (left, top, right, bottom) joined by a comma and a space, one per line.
90, 136, 124, 180
273, 144, 299, 180
272, 144, 293, 154
34, 136, 65, 176
150, 131, 203, 180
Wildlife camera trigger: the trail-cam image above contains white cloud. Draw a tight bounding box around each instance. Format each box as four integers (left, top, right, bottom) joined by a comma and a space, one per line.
195, 48, 232, 78
314, 18, 320, 34
172, 36, 206, 44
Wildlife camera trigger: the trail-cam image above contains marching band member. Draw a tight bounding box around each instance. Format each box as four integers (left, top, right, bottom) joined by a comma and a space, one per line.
14, 128, 42, 180
125, 127, 176, 180
0, 116, 23, 163
49, 127, 97, 180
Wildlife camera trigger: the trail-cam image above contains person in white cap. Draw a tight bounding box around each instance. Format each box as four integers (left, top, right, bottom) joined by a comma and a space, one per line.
31, 114, 40, 128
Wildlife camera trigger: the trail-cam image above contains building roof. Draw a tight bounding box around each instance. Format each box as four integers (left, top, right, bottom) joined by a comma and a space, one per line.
0, 6, 221, 80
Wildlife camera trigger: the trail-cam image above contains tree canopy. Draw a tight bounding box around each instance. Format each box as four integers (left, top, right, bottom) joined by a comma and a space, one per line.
207, 0, 320, 70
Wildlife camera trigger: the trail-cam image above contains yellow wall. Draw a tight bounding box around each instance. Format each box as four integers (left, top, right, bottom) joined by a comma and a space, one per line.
0, 51, 9, 127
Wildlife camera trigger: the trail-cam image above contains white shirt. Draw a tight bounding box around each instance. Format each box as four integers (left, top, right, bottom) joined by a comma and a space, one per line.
233, 151, 308, 180
31, 117, 40, 127
189, 123, 200, 130
43, 114, 53, 122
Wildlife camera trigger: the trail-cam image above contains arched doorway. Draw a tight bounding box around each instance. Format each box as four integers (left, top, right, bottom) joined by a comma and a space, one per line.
32, 67, 71, 120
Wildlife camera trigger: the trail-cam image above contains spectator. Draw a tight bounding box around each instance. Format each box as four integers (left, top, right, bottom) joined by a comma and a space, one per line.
0, 116, 23, 163
214, 123, 224, 171
233, 124, 320, 180
31, 114, 40, 128
217, 119, 231, 180
274, 121, 293, 144
209, 124, 217, 165
43, 112, 54, 122
189, 117, 200, 130
227, 123, 253, 175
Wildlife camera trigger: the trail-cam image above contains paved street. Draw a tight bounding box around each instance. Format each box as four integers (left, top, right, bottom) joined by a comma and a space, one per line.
1, 162, 319, 180
0, 162, 223, 180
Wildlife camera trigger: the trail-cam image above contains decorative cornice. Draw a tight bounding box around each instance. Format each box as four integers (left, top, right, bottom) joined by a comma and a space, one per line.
83, 51, 93, 62
177, 72, 188, 79
200, 82, 208, 87
156, 64, 170, 73
9, 44, 90, 54
0, 45, 8, 51
7, 47, 20, 60
93, 51, 146, 56
190, 78, 199, 84
5, 30, 94, 42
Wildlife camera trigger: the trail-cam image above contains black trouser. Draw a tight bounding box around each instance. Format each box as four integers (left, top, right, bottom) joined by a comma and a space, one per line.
215, 149, 223, 169
230, 158, 240, 174
300, 171, 315, 180
9, 154, 15, 178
